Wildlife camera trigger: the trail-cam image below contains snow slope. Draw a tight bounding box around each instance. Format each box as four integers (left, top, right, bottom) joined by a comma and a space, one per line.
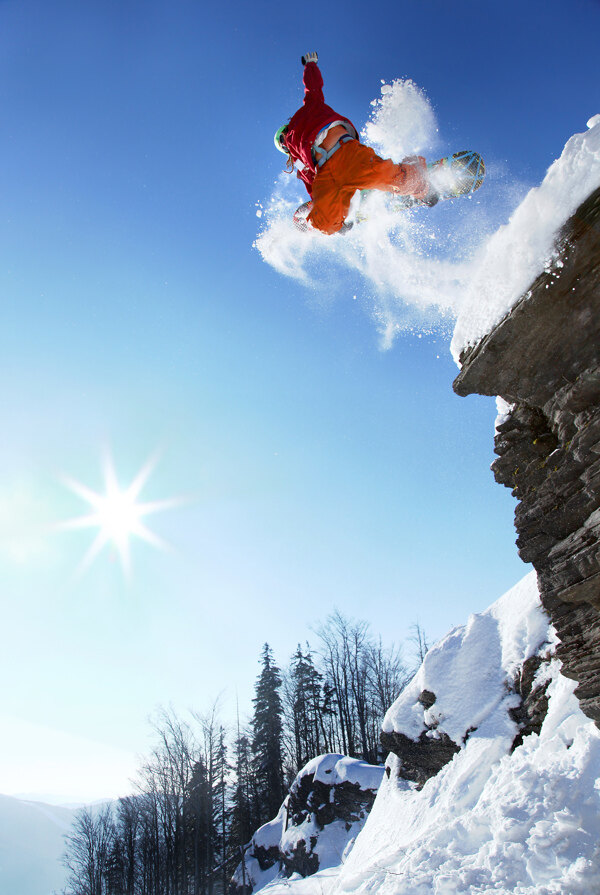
0, 794, 78, 895
258, 572, 600, 894
381, 571, 548, 745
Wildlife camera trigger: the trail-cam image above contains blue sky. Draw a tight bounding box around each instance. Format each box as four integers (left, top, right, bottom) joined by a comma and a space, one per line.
1, 0, 599, 801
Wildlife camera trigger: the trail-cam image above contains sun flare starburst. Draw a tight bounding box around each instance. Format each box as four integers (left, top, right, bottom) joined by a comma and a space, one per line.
58, 451, 182, 577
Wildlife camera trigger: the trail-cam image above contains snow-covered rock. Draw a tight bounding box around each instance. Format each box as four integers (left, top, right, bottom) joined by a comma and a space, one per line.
380, 572, 553, 787
231, 755, 384, 893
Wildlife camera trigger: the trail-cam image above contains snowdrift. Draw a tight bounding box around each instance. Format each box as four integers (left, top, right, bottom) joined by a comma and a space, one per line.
257, 573, 600, 895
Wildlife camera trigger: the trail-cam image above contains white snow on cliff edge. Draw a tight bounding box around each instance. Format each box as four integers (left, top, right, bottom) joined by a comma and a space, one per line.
451, 113, 600, 359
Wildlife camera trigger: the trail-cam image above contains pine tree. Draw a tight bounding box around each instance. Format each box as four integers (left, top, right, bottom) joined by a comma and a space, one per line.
229, 732, 254, 851
288, 644, 325, 774
195, 704, 227, 895
185, 758, 209, 895
208, 725, 229, 895
251, 643, 285, 822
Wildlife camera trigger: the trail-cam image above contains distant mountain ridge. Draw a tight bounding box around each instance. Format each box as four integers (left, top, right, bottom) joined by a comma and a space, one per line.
0, 793, 80, 895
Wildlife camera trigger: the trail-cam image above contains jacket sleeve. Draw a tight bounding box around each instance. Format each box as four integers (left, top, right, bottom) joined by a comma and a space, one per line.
302, 61, 324, 106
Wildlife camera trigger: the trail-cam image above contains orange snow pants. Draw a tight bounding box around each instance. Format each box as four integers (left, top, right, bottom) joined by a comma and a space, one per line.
307, 140, 427, 235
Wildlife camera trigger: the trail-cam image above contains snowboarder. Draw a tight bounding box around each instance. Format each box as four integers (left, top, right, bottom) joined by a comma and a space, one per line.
274, 52, 431, 235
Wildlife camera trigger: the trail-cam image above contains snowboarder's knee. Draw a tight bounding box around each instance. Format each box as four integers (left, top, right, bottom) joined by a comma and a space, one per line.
309, 215, 346, 235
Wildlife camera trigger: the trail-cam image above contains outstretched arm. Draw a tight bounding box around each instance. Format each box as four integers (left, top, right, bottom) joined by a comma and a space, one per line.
301, 52, 324, 106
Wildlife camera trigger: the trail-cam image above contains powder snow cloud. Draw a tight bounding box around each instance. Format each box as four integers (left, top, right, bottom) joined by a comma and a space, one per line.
255, 82, 600, 356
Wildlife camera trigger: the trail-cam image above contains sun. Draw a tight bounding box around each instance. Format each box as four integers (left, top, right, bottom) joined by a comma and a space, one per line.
59, 451, 182, 577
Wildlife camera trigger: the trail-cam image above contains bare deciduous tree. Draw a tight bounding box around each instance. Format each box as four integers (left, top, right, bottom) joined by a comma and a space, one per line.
63, 803, 114, 895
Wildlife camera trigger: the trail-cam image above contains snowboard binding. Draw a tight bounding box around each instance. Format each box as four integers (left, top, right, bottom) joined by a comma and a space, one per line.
440, 150, 486, 197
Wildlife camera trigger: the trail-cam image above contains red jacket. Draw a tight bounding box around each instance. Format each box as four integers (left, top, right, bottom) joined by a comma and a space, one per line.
284, 62, 358, 196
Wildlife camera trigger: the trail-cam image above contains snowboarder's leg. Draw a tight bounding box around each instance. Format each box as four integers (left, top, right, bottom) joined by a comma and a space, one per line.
340, 141, 428, 197
307, 141, 428, 234
307, 180, 355, 234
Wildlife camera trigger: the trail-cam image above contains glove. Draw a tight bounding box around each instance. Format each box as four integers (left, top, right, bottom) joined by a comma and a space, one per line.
401, 156, 430, 200
293, 201, 313, 232
301, 52, 318, 66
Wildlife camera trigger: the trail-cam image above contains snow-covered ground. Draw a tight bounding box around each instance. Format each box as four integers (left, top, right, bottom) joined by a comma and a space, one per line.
256, 80, 600, 354
257, 572, 600, 895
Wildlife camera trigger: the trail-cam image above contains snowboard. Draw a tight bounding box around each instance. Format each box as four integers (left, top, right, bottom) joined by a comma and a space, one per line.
388, 150, 485, 210
293, 150, 485, 231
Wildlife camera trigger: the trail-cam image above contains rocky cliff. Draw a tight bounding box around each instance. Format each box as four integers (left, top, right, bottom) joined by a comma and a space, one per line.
453, 186, 600, 725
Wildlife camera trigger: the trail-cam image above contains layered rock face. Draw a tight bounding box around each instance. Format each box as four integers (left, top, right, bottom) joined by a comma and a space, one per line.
453, 187, 600, 724
230, 754, 383, 894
